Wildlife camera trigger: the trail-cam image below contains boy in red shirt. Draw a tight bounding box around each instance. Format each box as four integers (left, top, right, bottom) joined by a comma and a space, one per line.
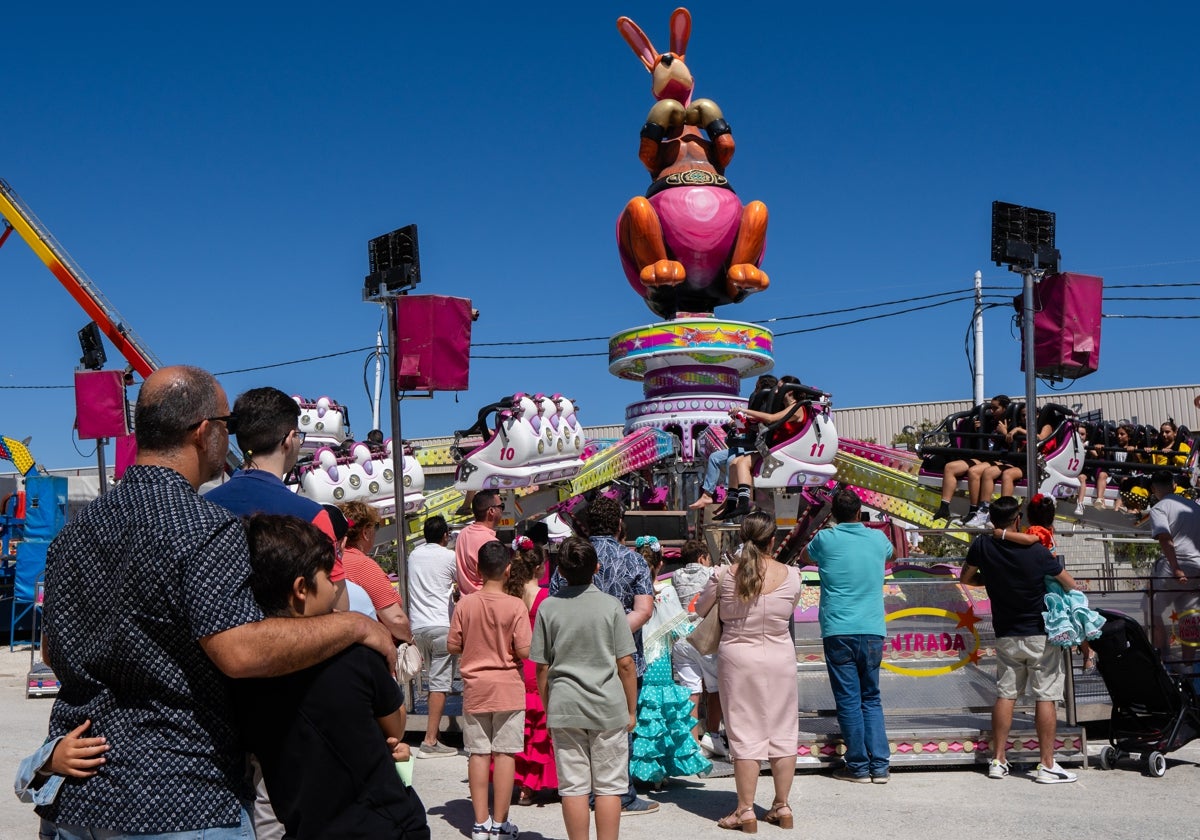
448, 541, 532, 840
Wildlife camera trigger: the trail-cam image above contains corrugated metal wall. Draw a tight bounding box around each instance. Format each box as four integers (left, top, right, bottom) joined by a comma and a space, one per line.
834, 384, 1200, 445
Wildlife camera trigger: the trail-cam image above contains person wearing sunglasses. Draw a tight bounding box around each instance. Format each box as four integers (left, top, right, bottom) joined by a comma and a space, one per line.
455, 490, 506, 597
38, 366, 396, 839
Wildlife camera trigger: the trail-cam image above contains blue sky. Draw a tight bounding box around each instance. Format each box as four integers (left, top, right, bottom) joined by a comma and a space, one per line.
3, 2, 1198, 469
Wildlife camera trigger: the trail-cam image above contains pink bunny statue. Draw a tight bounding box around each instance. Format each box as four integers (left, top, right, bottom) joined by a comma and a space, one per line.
616, 7, 769, 320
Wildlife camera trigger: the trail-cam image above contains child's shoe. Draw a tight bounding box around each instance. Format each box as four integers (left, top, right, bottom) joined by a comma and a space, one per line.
490, 820, 519, 840
471, 820, 493, 840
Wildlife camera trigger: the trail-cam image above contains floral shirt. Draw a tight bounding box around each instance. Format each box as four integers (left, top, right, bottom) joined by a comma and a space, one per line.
550, 535, 653, 675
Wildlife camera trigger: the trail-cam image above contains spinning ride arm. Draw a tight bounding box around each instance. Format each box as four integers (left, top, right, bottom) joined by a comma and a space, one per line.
0, 179, 160, 378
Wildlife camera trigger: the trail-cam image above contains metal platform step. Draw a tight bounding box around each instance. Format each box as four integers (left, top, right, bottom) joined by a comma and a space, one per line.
798, 712, 1085, 769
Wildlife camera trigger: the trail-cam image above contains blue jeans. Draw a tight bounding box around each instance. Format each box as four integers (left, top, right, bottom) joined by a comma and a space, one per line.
56, 807, 254, 840
702, 449, 733, 494
823, 635, 890, 776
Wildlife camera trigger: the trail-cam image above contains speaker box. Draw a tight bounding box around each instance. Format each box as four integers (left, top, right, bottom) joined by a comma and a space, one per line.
1019, 272, 1103, 380
394, 295, 473, 392
75, 370, 130, 439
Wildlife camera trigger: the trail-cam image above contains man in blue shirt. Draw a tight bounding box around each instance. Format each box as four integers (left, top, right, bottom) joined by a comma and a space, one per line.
805, 488, 894, 784
204, 387, 338, 543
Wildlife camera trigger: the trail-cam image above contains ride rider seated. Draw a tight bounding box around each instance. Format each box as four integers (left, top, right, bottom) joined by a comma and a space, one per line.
720, 376, 804, 521
965, 404, 1061, 528
933, 395, 1011, 523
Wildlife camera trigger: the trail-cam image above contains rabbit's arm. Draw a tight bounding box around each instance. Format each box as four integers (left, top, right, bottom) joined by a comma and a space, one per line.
688, 99, 735, 169
640, 100, 686, 173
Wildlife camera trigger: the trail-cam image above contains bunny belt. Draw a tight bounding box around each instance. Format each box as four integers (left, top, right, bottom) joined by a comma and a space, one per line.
646, 169, 734, 198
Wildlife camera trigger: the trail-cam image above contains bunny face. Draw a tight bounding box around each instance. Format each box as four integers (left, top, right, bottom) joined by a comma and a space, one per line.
652, 54, 693, 104
617, 8, 694, 103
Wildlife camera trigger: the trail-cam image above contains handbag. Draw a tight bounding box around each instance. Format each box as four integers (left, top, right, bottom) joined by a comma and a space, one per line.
396, 641, 424, 683
687, 570, 726, 656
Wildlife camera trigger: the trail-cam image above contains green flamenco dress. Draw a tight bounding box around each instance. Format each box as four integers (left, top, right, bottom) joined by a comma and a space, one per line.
630, 584, 712, 783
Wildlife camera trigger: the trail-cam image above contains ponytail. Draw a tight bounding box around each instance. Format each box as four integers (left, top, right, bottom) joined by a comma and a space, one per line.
734, 510, 776, 601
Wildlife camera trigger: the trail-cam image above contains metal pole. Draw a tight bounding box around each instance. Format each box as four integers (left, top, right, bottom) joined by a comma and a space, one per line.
386, 298, 409, 603
973, 270, 985, 408
96, 437, 108, 494
385, 296, 414, 709
372, 324, 384, 432
1022, 269, 1039, 496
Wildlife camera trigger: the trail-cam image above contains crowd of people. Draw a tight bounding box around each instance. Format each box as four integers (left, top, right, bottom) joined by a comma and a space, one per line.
930, 393, 1194, 525
14, 365, 1200, 839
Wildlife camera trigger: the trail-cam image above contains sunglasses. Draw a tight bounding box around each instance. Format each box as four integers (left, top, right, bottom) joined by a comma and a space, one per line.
189, 414, 239, 435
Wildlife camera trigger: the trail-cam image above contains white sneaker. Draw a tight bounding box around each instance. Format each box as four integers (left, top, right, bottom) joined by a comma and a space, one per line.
1035, 762, 1077, 784
966, 508, 991, 528
471, 822, 493, 840
987, 759, 1010, 779
490, 820, 519, 839
700, 731, 728, 758
1073, 503, 1085, 517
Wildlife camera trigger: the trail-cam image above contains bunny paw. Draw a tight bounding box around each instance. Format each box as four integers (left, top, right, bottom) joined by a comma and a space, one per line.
727, 264, 770, 292
640, 259, 687, 286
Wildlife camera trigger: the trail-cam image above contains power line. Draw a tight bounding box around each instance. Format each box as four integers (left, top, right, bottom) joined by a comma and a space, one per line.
757, 287, 971, 323
215, 346, 375, 376
1102, 314, 1200, 320
0, 384, 72, 390
773, 294, 978, 337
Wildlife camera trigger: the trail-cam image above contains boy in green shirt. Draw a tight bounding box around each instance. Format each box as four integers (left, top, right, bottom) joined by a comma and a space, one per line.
531, 537, 638, 840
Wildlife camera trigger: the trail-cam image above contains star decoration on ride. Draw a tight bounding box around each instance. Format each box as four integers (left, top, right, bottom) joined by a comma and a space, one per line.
966, 648, 984, 665
954, 605, 981, 632
729, 329, 752, 347
681, 327, 718, 346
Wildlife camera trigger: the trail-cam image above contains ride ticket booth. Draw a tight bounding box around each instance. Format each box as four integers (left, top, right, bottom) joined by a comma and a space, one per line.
791, 564, 1086, 769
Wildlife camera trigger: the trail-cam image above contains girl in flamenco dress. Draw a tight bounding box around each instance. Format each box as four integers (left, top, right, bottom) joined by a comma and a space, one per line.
994, 494, 1101, 664
630, 537, 712, 785
504, 537, 558, 807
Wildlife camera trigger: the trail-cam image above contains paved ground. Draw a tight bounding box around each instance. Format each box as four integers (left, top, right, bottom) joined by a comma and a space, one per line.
1, 645, 1197, 840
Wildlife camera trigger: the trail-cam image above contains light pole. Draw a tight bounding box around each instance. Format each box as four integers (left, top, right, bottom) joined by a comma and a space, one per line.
990, 201, 1059, 496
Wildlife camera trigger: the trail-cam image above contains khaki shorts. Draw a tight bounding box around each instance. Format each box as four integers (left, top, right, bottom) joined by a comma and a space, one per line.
413, 626, 456, 692
463, 709, 525, 755
551, 727, 629, 797
994, 635, 1065, 701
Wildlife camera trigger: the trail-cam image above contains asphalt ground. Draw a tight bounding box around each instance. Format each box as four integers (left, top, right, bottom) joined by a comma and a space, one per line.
1, 646, 1197, 840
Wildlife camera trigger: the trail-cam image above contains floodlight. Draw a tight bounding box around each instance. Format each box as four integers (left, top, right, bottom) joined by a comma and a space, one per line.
77, 321, 107, 370
990, 201, 1059, 273
364, 224, 421, 300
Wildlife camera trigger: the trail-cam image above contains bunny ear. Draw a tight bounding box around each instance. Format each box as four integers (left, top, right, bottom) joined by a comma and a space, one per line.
668, 7, 691, 59
617, 16, 658, 72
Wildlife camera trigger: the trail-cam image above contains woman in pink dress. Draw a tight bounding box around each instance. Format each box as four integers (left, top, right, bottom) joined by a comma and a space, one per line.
696, 511, 801, 833
504, 536, 558, 806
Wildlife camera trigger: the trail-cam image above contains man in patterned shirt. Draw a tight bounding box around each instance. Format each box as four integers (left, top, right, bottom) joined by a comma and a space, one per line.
39, 366, 396, 838
549, 494, 656, 815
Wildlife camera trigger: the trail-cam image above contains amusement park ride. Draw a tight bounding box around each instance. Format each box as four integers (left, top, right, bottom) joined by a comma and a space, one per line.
0, 6, 1166, 557
5, 5, 1194, 770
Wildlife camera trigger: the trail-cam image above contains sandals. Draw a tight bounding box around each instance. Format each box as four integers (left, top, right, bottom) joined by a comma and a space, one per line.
717, 807, 757, 833
764, 803, 793, 830
516, 787, 535, 807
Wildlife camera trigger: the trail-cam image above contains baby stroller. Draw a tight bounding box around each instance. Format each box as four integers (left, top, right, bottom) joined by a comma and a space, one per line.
1089, 608, 1200, 776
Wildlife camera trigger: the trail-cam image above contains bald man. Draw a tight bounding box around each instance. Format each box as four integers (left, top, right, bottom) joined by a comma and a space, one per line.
39, 365, 396, 839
